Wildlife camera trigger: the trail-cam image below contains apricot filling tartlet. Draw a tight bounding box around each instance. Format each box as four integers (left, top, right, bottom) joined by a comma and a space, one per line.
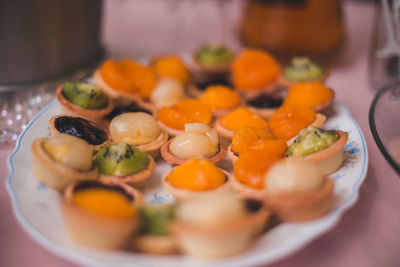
264, 157, 334, 222
56, 81, 113, 123
158, 99, 212, 136
214, 107, 268, 140
150, 78, 186, 109
228, 126, 286, 163
278, 56, 327, 87
152, 55, 191, 85
161, 123, 226, 165
269, 105, 326, 145
109, 112, 168, 159
134, 204, 178, 255
199, 85, 242, 117
61, 179, 145, 249
232, 49, 281, 98
286, 127, 348, 175
283, 81, 334, 114
170, 193, 270, 258
233, 150, 281, 199
49, 115, 110, 150
94, 59, 157, 103
95, 142, 156, 189
163, 159, 232, 200
32, 134, 98, 191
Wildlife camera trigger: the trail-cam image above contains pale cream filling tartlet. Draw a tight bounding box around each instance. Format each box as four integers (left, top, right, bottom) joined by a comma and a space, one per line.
56, 85, 113, 124
31, 136, 98, 191
61, 178, 145, 249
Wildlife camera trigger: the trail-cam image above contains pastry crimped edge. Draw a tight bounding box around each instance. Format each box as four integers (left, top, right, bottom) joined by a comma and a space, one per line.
31, 138, 99, 191
264, 178, 334, 222
49, 114, 111, 151
160, 138, 227, 166
158, 120, 185, 137
227, 144, 238, 164
302, 130, 348, 176
132, 129, 169, 160
56, 84, 114, 124
133, 235, 178, 255
286, 113, 327, 146
61, 177, 145, 249
213, 119, 236, 140
169, 205, 270, 258
231, 174, 266, 200
162, 168, 233, 200
100, 155, 156, 189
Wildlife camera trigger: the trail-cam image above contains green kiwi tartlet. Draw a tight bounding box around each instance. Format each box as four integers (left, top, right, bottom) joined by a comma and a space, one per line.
95, 142, 156, 188
279, 57, 327, 87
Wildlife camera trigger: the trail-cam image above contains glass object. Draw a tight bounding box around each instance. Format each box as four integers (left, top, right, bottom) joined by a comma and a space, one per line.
239, 0, 344, 61
369, 79, 400, 176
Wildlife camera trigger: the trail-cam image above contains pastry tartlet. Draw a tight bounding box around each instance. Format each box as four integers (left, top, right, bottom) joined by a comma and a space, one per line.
228, 126, 286, 164
246, 92, 284, 119
49, 115, 110, 151
161, 123, 227, 165
134, 204, 178, 255
61, 178, 144, 249
199, 85, 242, 117
109, 112, 168, 159
56, 81, 113, 124
150, 78, 186, 110
278, 56, 328, 87
151, 55, 191, 85
170, 193, 270, 258
95, 142, 156, 189
286, 127, 348, 175
214, 107, 269, 140
158, 99, 212, 136
232, 49, 281, 99
232, 150, 281, 199
269, 105, 326, 145
283, 81, 335, 114
162, 159, 232, 200
264, 157, 334, 222
94, 59, 157, 105
32, 134, 98, 191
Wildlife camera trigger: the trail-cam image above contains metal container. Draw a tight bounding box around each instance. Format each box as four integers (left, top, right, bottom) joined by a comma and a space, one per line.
0, 0, 103, 90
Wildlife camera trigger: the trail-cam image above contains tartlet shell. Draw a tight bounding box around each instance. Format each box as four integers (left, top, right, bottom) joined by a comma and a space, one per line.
133, 235, 178, 255
62, 178, 145, 249
100, 155, 156, 189
160, 138, 227, 166
56, 84, 113, 124
31, 137, 99, 191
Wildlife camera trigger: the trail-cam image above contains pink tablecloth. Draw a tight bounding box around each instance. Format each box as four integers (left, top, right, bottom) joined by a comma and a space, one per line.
1, 2, 399, 267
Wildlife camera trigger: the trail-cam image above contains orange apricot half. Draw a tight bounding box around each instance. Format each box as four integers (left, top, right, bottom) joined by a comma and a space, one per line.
200, 85, 241, 110
153, 56, 191, 84
284, 81, 333, 109
231, 126, 274, 154
220, 107, 268, 132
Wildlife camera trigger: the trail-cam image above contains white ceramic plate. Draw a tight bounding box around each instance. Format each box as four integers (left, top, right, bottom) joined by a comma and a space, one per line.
6, 100, 368, 267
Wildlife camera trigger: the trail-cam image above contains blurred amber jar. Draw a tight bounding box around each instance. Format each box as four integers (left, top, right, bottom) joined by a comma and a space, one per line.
240, 0, 345, 60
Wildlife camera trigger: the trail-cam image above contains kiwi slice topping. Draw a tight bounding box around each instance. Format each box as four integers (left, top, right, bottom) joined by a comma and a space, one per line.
62, 81, 108, 110
196, 43, 234, 67
138, 204, 175, 236
283, 57, 325, 82
95, 142, 150, 176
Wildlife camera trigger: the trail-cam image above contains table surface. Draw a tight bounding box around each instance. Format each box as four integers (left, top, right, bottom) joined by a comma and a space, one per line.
2, 1, 400, 267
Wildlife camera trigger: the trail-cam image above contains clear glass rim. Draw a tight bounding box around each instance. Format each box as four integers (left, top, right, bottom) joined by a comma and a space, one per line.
369, 79, 400, 176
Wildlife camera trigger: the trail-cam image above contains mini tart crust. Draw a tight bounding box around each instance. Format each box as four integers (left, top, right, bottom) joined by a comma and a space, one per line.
133, 129, 169, 160
61, 178, 145, 249
158, 120, 185, 137
247, 106, 277, 119
100, 155, 156, 189
31, 138, 98, 191
170, 206, 270, 258
231, 174, 266, 200
264, 178, 334, 222
162, 168, 233, 200
277, 69, 330, 88
227, 144, 238, 164
56, 85, 113, 124
286, 113, 327, 146
49, 115, 111, 151
133, 235, 178, 255
160, 138, 227, 166
301, 130, 348, 176
237, 82, 279, 100
93, 70, 141, 106
213, 118, 236, 140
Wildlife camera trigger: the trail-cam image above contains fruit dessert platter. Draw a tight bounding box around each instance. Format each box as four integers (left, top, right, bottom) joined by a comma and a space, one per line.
7, 44, 368, 266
